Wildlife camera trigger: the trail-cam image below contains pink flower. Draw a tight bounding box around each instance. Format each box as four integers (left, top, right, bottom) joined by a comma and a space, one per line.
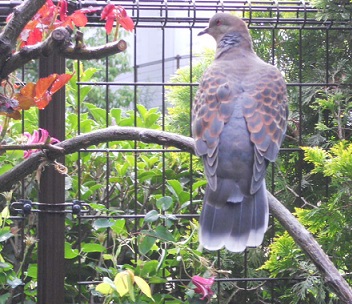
192, 275, 214, 300
23, 128, 60, 158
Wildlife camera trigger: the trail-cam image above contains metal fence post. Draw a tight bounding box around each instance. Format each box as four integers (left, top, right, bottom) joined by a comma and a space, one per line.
37, 53, 66, 304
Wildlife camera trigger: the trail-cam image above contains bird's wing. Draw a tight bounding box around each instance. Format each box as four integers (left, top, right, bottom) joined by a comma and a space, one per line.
192, 67, 240, 191
193, 63, 287, 194
242, 65, 288, 194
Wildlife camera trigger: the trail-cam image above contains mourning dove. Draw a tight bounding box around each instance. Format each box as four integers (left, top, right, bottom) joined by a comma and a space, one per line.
192, 13, 288, 252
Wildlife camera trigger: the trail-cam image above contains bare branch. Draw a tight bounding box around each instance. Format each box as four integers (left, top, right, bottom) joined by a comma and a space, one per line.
61, 39, 127, 60
0, 126, 351, 302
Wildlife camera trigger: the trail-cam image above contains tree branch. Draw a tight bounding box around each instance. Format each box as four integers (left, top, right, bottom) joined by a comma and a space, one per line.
267, 192, 352, 303
0, 126, 351, 302
0, 0, 46, 67
0, 143, 64, 153
0, 27, 127, 79
0, 127, 194, 192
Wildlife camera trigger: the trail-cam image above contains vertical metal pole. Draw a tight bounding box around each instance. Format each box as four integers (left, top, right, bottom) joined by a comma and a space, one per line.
37, 53, 66, 304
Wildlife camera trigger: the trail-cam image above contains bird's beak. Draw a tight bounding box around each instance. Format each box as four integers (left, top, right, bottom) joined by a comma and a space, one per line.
198, 27, 209, 36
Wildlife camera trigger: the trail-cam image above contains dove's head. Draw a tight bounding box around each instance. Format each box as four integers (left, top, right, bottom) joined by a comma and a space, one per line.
199, 13, 251, 46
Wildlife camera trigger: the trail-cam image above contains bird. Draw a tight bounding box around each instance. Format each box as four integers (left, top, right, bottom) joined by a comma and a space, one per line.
192, 13, 288, 252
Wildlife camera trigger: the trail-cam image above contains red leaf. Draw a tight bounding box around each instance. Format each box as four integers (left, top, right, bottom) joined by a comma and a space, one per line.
60, 18, 74, 29
105, 18, 115, 35
35, 74, 57, 99
35, 92, 52, 110
49, 73, 73, 95
118, 16, 134, 32
59, 0, 68, 21
70, 11, 88, 27
27, 28, 43, 46
116, 6, 127, 18
101, 4, 115, 20
36, 0, 56, 25
116, 7, 134, 32
20, 83, 36, 99
24, 20, 39, 31
14, 93, 36, 110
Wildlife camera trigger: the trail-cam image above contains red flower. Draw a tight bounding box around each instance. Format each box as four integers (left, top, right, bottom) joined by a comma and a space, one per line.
191, 275, 214, 300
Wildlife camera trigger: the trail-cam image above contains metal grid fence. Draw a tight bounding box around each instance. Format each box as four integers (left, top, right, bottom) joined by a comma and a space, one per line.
1, 1, 351, 303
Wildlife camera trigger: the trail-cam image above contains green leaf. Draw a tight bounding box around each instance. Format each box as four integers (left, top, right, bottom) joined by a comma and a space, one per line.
111, 219, 126, 235
102, 254, 114, 261
137, 104, 148, 120
64, 242, 79, 259
0, 164, 13, 175
81, 243, 106, 253
167, 180, 183, 197
139, 171, 157, 183
0, 228, 13, 242
114, 270, 134, 299
26, 264, 38, 279
192, 180, 208, 190
85, 103, 107, 126
156, 196, 173, 211
145, 113, 160, 128
111, 108, 122, 124
134, 276, 154, 301
0, 262, 12, 271
1, 206, 10, 219
148, 276, 167, 284
139, 236, 156, 255
0, 293, 10, 302
81, 67, 99, 82
141, 260, 159, 277
155, 226, 175, 242
89, 203, 108, 212
96, 282, 113, 295
92, 219, 114, 230
144, 210, 159, 223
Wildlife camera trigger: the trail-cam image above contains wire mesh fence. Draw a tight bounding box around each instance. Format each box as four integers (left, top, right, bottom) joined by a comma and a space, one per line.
0, 0, 352, 303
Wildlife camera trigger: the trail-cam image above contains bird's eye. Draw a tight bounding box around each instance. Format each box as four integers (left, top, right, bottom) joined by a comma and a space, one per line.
216, 19, 221, 26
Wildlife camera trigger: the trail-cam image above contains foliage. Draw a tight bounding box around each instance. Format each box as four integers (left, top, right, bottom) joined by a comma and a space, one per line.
96, 269, 154, 302
262, 142, 352, 303
166, 49, 214, 137
66, 27, 134, 109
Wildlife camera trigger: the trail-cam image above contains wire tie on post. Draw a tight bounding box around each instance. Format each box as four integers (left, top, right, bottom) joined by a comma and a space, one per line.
10, 200, 91, 215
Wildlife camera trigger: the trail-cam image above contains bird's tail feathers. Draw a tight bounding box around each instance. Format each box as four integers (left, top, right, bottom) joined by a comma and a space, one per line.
247, 182, 269, 247
199, 181, 268, 252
